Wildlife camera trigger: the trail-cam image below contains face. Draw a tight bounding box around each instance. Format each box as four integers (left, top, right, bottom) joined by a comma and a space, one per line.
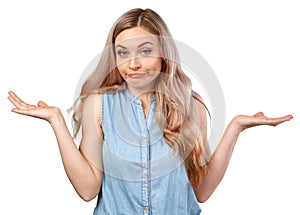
115, 27, 162, 95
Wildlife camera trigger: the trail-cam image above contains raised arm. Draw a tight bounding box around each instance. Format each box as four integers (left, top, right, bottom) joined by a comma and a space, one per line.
8, 91, 103, 201
192, 93, 293, 203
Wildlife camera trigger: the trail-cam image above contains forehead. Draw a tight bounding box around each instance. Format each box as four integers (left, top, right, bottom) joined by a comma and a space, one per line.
115, 27, 160, 47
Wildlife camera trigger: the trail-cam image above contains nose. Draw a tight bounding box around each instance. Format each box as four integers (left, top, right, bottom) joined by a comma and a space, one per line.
128, 56, 141, 70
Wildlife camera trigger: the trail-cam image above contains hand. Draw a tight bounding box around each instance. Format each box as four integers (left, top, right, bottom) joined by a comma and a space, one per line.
232, 112, 293, 132
8, 91, 62, 124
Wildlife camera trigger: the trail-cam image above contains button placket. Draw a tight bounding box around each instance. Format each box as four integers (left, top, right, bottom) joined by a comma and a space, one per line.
136, 102, 151, 215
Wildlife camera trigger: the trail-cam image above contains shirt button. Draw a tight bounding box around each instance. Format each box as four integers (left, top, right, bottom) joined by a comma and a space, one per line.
143, 134, 148, 139
143, 169, 148, 174
144, 206, 149, 211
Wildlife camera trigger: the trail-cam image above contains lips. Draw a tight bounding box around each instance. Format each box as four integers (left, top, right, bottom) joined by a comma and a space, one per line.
127, 72, 146, 78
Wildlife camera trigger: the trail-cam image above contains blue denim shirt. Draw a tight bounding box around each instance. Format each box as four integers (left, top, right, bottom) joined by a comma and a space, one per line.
93, 89, 201, 215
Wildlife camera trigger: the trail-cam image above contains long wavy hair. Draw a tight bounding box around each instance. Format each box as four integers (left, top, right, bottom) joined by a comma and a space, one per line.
71, 8, 210, 189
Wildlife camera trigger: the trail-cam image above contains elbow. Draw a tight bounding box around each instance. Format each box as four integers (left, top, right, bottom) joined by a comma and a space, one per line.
81, 196, 96, 202
76, 184, 101, 202
196, 191, 213, 203
76, 176, 103, 202
79, 192, 98, 202
197, 195, 209, 203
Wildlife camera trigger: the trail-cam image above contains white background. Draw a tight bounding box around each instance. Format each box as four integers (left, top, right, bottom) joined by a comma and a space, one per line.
1, 0, 299, 214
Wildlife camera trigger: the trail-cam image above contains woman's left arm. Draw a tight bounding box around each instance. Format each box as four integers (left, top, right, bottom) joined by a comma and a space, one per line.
193, 96, 293, 203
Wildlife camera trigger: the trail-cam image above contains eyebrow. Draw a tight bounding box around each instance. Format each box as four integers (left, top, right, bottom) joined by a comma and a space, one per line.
115, 41, 155, 49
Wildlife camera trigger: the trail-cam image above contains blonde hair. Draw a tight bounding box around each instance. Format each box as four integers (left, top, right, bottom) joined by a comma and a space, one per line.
71, 8, 210, 189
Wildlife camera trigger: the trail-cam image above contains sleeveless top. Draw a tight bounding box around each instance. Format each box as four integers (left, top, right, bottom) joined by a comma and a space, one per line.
93, 89, 201, 215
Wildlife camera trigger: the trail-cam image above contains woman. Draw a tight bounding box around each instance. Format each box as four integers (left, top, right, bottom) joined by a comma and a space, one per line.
8, 8, 292, 214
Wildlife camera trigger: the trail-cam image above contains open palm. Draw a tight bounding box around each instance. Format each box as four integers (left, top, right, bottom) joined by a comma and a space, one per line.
233, 112, 293, 132
8, 91, 61, 124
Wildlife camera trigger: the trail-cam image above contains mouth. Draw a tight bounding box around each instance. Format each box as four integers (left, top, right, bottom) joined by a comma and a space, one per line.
127, 72, 146, 79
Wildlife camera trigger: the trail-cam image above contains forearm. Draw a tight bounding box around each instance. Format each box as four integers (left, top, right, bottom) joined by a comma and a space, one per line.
50, 109, 102, 201
195, 118, 241, 202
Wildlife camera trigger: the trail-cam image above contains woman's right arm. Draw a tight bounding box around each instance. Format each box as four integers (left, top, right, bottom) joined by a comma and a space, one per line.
8, 91, 103, 201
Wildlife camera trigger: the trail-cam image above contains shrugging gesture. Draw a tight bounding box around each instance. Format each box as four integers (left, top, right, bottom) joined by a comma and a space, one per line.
7, 8, 294, 215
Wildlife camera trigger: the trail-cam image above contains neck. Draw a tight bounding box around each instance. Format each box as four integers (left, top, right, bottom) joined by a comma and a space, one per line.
127, 82, 156, 101
127, 85, 155, 118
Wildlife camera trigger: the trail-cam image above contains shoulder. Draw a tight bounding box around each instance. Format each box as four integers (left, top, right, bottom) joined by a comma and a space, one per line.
83, 93, 102, 112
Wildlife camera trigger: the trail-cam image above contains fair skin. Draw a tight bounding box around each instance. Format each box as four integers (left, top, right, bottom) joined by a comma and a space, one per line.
192, 97, 293, 202
7, 27, 293, 203
115, 27, 162, 116
7, 93, 103, 201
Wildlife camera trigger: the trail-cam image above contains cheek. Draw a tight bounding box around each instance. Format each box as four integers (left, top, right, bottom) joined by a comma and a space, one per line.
116, 63, 127, 75
144, 57, 162, 71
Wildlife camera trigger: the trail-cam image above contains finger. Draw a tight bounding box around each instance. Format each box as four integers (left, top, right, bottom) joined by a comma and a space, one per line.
38, 101, 48, 108
8, 91, 29, 108
253, 112, 265, 117
11, 107, 35, 117
8, 95, 34, 111
275, 114, 293, 123
8, 91, 26, 104
8, 94, 27, 110
263, 115, 293, 126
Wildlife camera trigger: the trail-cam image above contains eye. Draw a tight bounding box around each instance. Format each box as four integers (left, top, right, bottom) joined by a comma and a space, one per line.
140, 48, 152, 56
117, 49, 128, 58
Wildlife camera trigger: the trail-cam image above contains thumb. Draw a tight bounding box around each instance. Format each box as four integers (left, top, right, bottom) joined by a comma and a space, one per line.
253, 112, 265, 117
37, 101, 48, 108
